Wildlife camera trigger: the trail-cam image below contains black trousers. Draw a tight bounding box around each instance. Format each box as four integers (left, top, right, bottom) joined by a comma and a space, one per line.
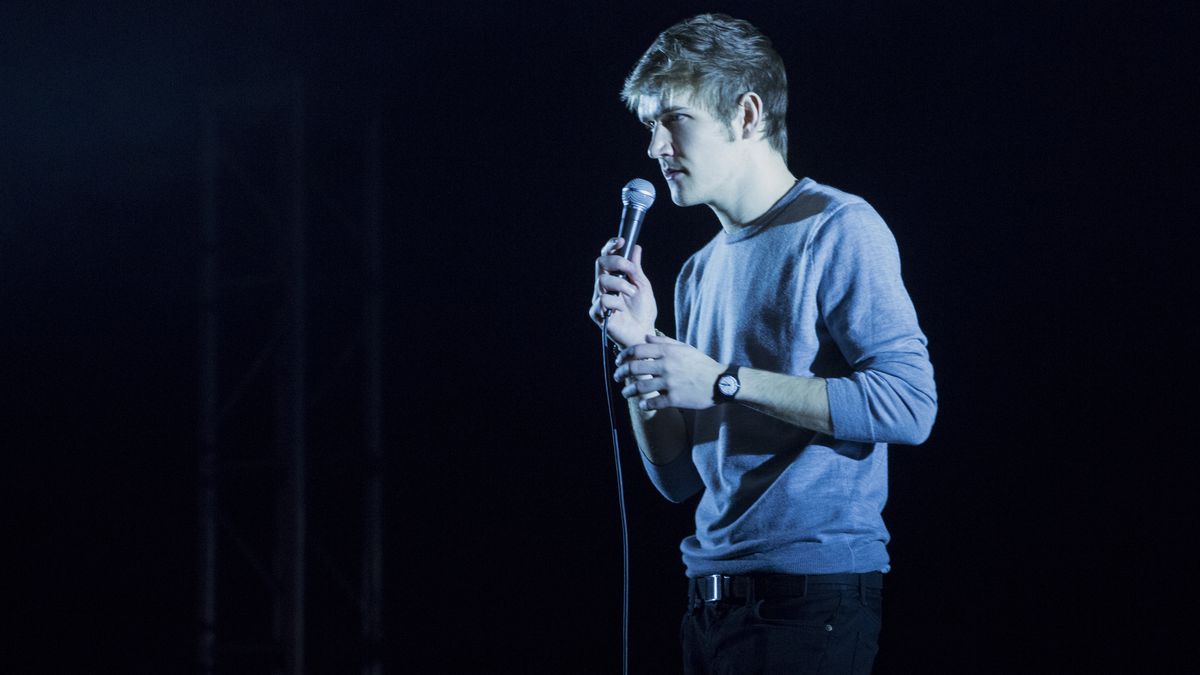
681, 573, 882, 675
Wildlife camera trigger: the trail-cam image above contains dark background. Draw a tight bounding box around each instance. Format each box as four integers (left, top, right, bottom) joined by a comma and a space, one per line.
4, 1, 1195, 672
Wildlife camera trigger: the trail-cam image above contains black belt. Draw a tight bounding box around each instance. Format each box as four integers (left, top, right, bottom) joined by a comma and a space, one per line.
688, 572, 882, 604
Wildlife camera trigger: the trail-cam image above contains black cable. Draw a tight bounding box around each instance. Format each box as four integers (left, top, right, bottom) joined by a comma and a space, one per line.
601, 314, 630, 675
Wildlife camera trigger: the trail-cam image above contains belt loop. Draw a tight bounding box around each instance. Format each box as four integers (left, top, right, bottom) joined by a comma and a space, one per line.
858, 574, 866, 604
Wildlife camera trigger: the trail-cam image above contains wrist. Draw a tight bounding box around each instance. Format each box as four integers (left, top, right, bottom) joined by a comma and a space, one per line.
611, 326, 667, 354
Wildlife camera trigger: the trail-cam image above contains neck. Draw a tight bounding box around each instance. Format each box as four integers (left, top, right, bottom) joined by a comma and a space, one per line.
710, 150, 797, 234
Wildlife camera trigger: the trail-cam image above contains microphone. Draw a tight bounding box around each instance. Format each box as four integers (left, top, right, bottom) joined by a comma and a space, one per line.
615, 178, 656, 259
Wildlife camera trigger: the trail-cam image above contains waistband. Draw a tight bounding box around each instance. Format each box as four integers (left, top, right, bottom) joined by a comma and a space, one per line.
687, 572, 882, 605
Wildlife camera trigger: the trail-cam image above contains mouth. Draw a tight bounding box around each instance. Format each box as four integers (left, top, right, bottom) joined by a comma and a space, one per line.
662, 167, 686, 181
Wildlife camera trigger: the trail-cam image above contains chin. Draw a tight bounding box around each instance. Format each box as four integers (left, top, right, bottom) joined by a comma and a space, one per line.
667, 184, 694, 207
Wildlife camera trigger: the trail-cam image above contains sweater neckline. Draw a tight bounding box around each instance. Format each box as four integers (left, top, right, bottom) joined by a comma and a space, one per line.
722, 178, 812, 244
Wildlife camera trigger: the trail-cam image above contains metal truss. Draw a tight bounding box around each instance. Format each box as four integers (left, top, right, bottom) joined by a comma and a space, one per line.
198, 79, 384, 675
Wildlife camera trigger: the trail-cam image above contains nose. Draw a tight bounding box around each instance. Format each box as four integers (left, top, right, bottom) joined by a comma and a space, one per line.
647, 125, 672, 159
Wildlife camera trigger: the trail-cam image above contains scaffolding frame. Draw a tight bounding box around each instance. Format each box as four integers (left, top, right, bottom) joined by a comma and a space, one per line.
197, 80, 384, 675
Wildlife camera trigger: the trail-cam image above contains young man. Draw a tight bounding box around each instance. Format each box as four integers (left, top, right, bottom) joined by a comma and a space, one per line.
589, 14, 937, 674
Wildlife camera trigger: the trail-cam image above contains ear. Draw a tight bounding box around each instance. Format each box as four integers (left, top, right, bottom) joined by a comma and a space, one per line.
735, 92, 765, 140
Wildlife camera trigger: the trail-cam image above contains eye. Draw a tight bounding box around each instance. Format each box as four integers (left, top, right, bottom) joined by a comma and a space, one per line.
645, 113, 686, 133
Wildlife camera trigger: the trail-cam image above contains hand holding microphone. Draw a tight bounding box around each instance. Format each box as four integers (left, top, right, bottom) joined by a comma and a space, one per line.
590, 179, 659, 349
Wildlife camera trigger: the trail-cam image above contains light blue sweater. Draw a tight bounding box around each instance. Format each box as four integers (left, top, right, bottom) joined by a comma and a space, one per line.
641, 178, 937, 576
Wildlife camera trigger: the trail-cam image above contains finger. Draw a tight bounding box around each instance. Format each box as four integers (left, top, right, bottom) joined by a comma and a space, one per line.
613, 362, 630, 381
614, 362, 640, 382
617, 343, 662, 364
591, 296, 624, 322
600, 237, 624, 255
597, 254, 638, 278
595, 239, 625, 281
621, 378, 666, 398
589, 298, 611, 325
639, 392, 672, 411
596, 274, 637, 296
597, 294, 626, 314
614, 358, 659, 381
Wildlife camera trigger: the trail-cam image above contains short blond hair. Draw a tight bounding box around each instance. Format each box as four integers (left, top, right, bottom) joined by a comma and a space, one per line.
621, 14, 789, 159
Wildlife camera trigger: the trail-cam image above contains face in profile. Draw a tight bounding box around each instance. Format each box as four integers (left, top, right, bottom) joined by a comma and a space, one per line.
638, 91, 744, 209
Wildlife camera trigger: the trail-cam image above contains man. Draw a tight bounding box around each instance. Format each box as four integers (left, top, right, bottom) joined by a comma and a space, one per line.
589, 14, 937, 674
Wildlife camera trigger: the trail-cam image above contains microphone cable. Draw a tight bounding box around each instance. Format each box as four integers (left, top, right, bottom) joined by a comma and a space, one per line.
600, 313, 630, 675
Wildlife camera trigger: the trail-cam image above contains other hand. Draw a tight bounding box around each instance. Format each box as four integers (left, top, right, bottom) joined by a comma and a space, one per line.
613, 334, 724, 411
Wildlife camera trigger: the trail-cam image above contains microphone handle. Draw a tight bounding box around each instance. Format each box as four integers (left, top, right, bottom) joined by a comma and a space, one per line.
615, 204, 648, 260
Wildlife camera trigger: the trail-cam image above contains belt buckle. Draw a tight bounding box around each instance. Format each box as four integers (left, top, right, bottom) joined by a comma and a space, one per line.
699, 574, 726, 602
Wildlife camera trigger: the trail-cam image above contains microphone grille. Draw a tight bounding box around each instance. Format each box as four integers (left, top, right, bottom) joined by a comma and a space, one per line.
621, 178, 656, 210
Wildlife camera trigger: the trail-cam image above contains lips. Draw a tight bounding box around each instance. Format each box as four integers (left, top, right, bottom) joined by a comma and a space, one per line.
662, 167, 686, 180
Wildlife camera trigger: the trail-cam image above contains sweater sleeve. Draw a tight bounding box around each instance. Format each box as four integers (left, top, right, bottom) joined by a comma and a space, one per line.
631, 258, 705, 504
816, 203, 938, 445
639, 439, 704, 503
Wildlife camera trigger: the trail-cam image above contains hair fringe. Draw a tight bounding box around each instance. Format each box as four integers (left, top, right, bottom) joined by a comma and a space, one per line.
621, 13, 789, 159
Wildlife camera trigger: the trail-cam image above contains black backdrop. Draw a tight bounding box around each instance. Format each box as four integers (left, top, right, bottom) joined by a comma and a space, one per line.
5, 1, 1195, 672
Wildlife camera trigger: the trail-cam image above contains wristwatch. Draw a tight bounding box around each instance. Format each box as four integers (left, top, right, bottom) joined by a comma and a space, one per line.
713, 365, 741, 404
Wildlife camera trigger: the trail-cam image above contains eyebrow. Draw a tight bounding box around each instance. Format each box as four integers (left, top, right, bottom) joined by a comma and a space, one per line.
639, 105, 689, 125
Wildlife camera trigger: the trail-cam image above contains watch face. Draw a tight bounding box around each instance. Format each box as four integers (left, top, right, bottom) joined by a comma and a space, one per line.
718, 375, 739, 397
